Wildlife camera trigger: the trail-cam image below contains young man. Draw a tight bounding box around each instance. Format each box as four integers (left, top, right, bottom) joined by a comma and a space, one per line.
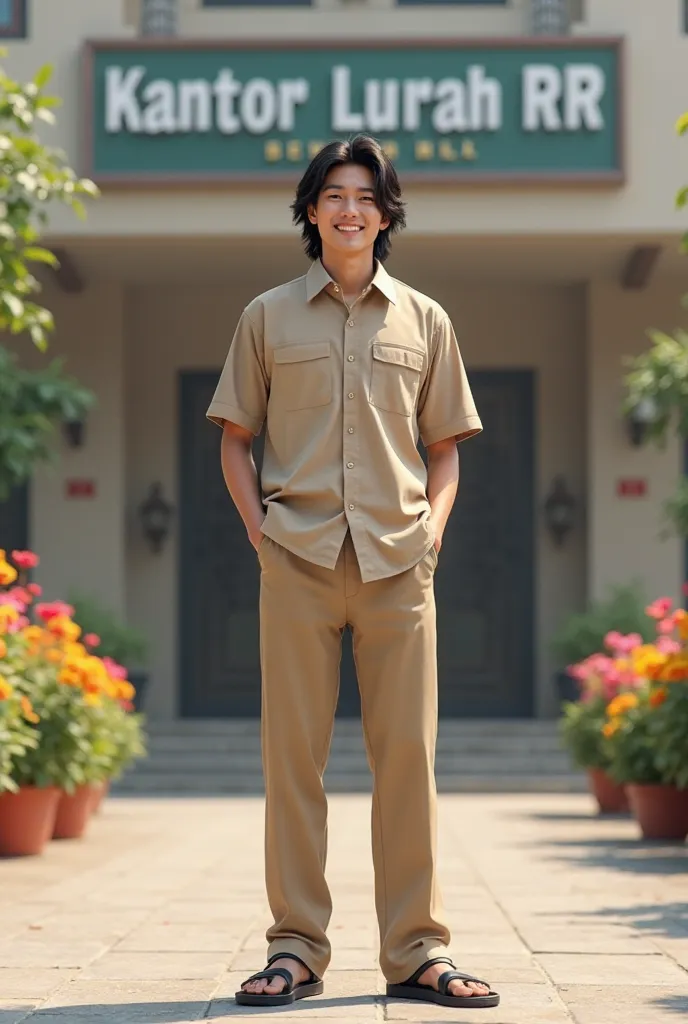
206, 135, 499, 1011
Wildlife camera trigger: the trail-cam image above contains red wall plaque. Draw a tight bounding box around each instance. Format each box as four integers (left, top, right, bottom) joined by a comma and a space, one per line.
66, 479, 96, 499
617, 478, 647, 498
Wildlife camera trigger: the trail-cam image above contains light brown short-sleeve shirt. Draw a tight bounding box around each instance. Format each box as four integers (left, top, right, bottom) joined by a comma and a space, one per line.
206, 259, 482, 582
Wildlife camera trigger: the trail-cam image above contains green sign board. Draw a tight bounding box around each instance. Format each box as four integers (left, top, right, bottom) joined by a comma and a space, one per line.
84, 39, 623, 185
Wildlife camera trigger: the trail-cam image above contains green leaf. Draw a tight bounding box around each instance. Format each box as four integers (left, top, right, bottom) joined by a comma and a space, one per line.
23, 246, 57, 267
676, 112, 688, 135
33, 64, 53, 90
677, 186, 688, 209
2, 292, 24, 318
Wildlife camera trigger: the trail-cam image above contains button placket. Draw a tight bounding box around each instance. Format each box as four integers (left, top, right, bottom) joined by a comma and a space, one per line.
343, 310, 359, 520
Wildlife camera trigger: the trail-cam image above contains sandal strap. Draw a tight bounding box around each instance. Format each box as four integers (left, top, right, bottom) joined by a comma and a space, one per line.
406, 957, 455, 986
266, 952, 319, 983
438, 969, 490, 995
241, 967, 293, 991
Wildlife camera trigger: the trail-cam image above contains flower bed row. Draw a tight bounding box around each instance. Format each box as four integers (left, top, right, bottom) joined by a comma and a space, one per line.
0, 549, 146, 856
560, 593, 688, 840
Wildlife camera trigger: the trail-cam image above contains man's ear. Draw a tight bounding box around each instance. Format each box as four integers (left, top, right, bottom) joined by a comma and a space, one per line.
307, 203, 317, 225
380, 216, 391, 231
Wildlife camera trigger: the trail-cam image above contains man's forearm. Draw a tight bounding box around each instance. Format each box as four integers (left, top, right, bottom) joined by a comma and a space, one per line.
220, 424, 265, 550
426, 439, 460, 551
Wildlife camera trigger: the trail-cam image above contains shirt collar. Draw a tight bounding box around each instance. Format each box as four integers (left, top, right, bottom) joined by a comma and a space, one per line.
305, 258, 397, 305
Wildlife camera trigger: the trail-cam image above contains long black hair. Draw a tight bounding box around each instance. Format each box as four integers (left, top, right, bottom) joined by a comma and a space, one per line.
291, 135, 406, 263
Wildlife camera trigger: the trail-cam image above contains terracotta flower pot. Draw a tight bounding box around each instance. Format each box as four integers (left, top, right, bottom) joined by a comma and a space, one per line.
0, 785, 61, 856
90, 780, 110, 815
587, 768, 630, 814
627, 783, 688, 841
52, 784, 94, 840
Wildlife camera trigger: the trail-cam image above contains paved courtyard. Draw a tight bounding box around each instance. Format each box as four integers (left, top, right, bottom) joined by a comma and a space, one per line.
1, 792, 687, 1023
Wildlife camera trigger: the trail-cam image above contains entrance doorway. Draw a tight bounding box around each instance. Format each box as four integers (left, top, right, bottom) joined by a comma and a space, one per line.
179, 370, 535, 718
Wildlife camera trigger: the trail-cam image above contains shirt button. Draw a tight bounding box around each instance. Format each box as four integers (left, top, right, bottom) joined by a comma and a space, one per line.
348, 392, 354, 400
334, 285, 340, 292
347, 320, 354, 327
347, 462, 354, 469
349, 504, 355, 511
347, 355, 355, 362
348, 427, 354, 434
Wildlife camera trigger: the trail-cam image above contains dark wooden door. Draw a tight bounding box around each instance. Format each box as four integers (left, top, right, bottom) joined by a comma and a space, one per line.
179, 370, 534, 718
0, 485, 29, 554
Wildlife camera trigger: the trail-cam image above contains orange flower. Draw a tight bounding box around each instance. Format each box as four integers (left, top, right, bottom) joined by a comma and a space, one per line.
45, 648, 64, 664
22, 625, 44, 643
46, 615, 81, 644
58, 666, 81, 687
607, 692, 639, 717
19, 695, 40, 724
0, 675, 13, 699
0, 604, 19, 634
649, 687, 669, 708
0, 638, 6, 660
603, 720, 620, 738
117, 681, 136, 702
84, 692, 101, 708
0, 560, 18, 586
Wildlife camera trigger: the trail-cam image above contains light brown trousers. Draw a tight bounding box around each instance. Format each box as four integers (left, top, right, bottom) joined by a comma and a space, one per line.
258, 531, 451, 984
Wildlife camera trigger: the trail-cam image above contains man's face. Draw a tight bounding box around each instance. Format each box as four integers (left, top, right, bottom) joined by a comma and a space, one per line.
308, 163, 390, 257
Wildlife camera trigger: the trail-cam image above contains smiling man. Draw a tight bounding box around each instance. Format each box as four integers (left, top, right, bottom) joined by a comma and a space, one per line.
206, 135, 498, 1012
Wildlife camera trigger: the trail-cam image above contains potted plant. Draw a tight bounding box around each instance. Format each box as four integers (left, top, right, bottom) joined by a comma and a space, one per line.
551, 584, 654, 706
68, 593, 149, 712
0, 550, 148, 847
603, 597, 688, 840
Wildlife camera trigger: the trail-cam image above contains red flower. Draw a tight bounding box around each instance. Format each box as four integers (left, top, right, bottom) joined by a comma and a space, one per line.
11, 550, 39, 570
647, 597, 674, 620
36, 601, 75, 623
27, 583, 42, 597
83, 633, 101, 649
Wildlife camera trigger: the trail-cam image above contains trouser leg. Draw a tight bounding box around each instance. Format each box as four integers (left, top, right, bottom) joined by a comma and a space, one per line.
259, 537, 345, 978
345, 538, 450, 983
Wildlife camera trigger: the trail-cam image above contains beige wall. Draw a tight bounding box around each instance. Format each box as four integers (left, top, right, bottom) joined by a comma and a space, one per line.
587, 281, 684, 606
1, 0, 687, 240
11, 282, 127, 615
124, 264, 586, 719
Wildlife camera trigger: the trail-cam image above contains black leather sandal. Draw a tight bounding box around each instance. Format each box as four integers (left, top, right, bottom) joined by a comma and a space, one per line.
235, 953, 324, 1006
387, 956, 500, 1008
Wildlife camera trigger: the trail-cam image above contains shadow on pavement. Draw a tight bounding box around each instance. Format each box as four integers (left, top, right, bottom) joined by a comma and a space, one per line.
26, 994, 377, 1021
536, 900, 688, 939
651, 994, 688, 1016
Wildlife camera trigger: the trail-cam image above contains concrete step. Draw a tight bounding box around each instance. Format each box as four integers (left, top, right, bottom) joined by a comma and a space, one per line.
144, 735, 566, 755
113, 772, 587, 795
144, 719, 562, 737
128, 752, 574, 773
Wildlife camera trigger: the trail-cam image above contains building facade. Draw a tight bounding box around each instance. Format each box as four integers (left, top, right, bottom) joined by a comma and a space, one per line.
2, 0, 687, 720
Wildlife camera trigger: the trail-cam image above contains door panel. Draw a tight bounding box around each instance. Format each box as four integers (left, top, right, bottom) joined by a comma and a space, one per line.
179, 370, 534, 718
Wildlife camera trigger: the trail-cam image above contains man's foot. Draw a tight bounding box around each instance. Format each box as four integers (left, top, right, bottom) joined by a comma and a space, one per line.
417, 962, 490, 999
240, 956, 311, 997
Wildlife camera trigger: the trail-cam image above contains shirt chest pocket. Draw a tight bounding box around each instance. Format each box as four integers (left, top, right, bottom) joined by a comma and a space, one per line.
272, 342, 333, 411
369, 343, 424, 417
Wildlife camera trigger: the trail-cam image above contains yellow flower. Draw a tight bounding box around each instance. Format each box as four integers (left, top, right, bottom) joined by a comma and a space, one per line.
632, 645, 668, 680
603, 720, 620, 738
0, 560, 18, 586
675, 609, 688, 642
607, 692, 639, 717
0, 638, 6, 660
58, 666, 81, 687
84, 692, 101, 708
0, 604, 19, 635
117, 681, 136, 702
0, 674, 13, 700
22, 625, 44, 643
46, 615, 81, 644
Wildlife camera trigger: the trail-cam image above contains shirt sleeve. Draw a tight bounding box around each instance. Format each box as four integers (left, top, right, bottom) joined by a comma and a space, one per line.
206, 310, 268, 434
417, 316, 483, 447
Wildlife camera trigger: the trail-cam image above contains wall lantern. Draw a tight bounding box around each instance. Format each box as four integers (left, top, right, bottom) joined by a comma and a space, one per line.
626, 397, 658, 448
139, 482, 175, 554
62, 418, 87, 449
543, 475, 576, 547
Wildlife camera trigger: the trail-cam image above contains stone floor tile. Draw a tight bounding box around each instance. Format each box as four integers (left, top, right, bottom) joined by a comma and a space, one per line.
115, 924, 245, 953
0, 969, 77, 999
79, 952, 229, 981
558, 984, 688, 1023
648, 935, 688, 968
536, 952, 688, 986
517, 924, 659, 954
0, 939, 106, 969
0, 1004, 38, 1024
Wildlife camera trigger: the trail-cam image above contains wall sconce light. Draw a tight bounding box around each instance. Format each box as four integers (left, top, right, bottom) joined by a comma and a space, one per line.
62, 418, 86, 449
543, 475, 576, 547
138, 482, 174, 554
626, 397, 658, 448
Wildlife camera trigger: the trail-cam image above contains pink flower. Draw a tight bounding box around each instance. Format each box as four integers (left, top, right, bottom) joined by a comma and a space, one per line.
683, 582, 688, 597
656, 636, 681, 655
658, 618, 676, 635
36, 601, 74, 623
27, 583, 42, 597
605, 632, 643, 654
11, 550, 39, 570
646, 597, 674, 620
102, 656, 127, 680
83, 633, 101, 649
